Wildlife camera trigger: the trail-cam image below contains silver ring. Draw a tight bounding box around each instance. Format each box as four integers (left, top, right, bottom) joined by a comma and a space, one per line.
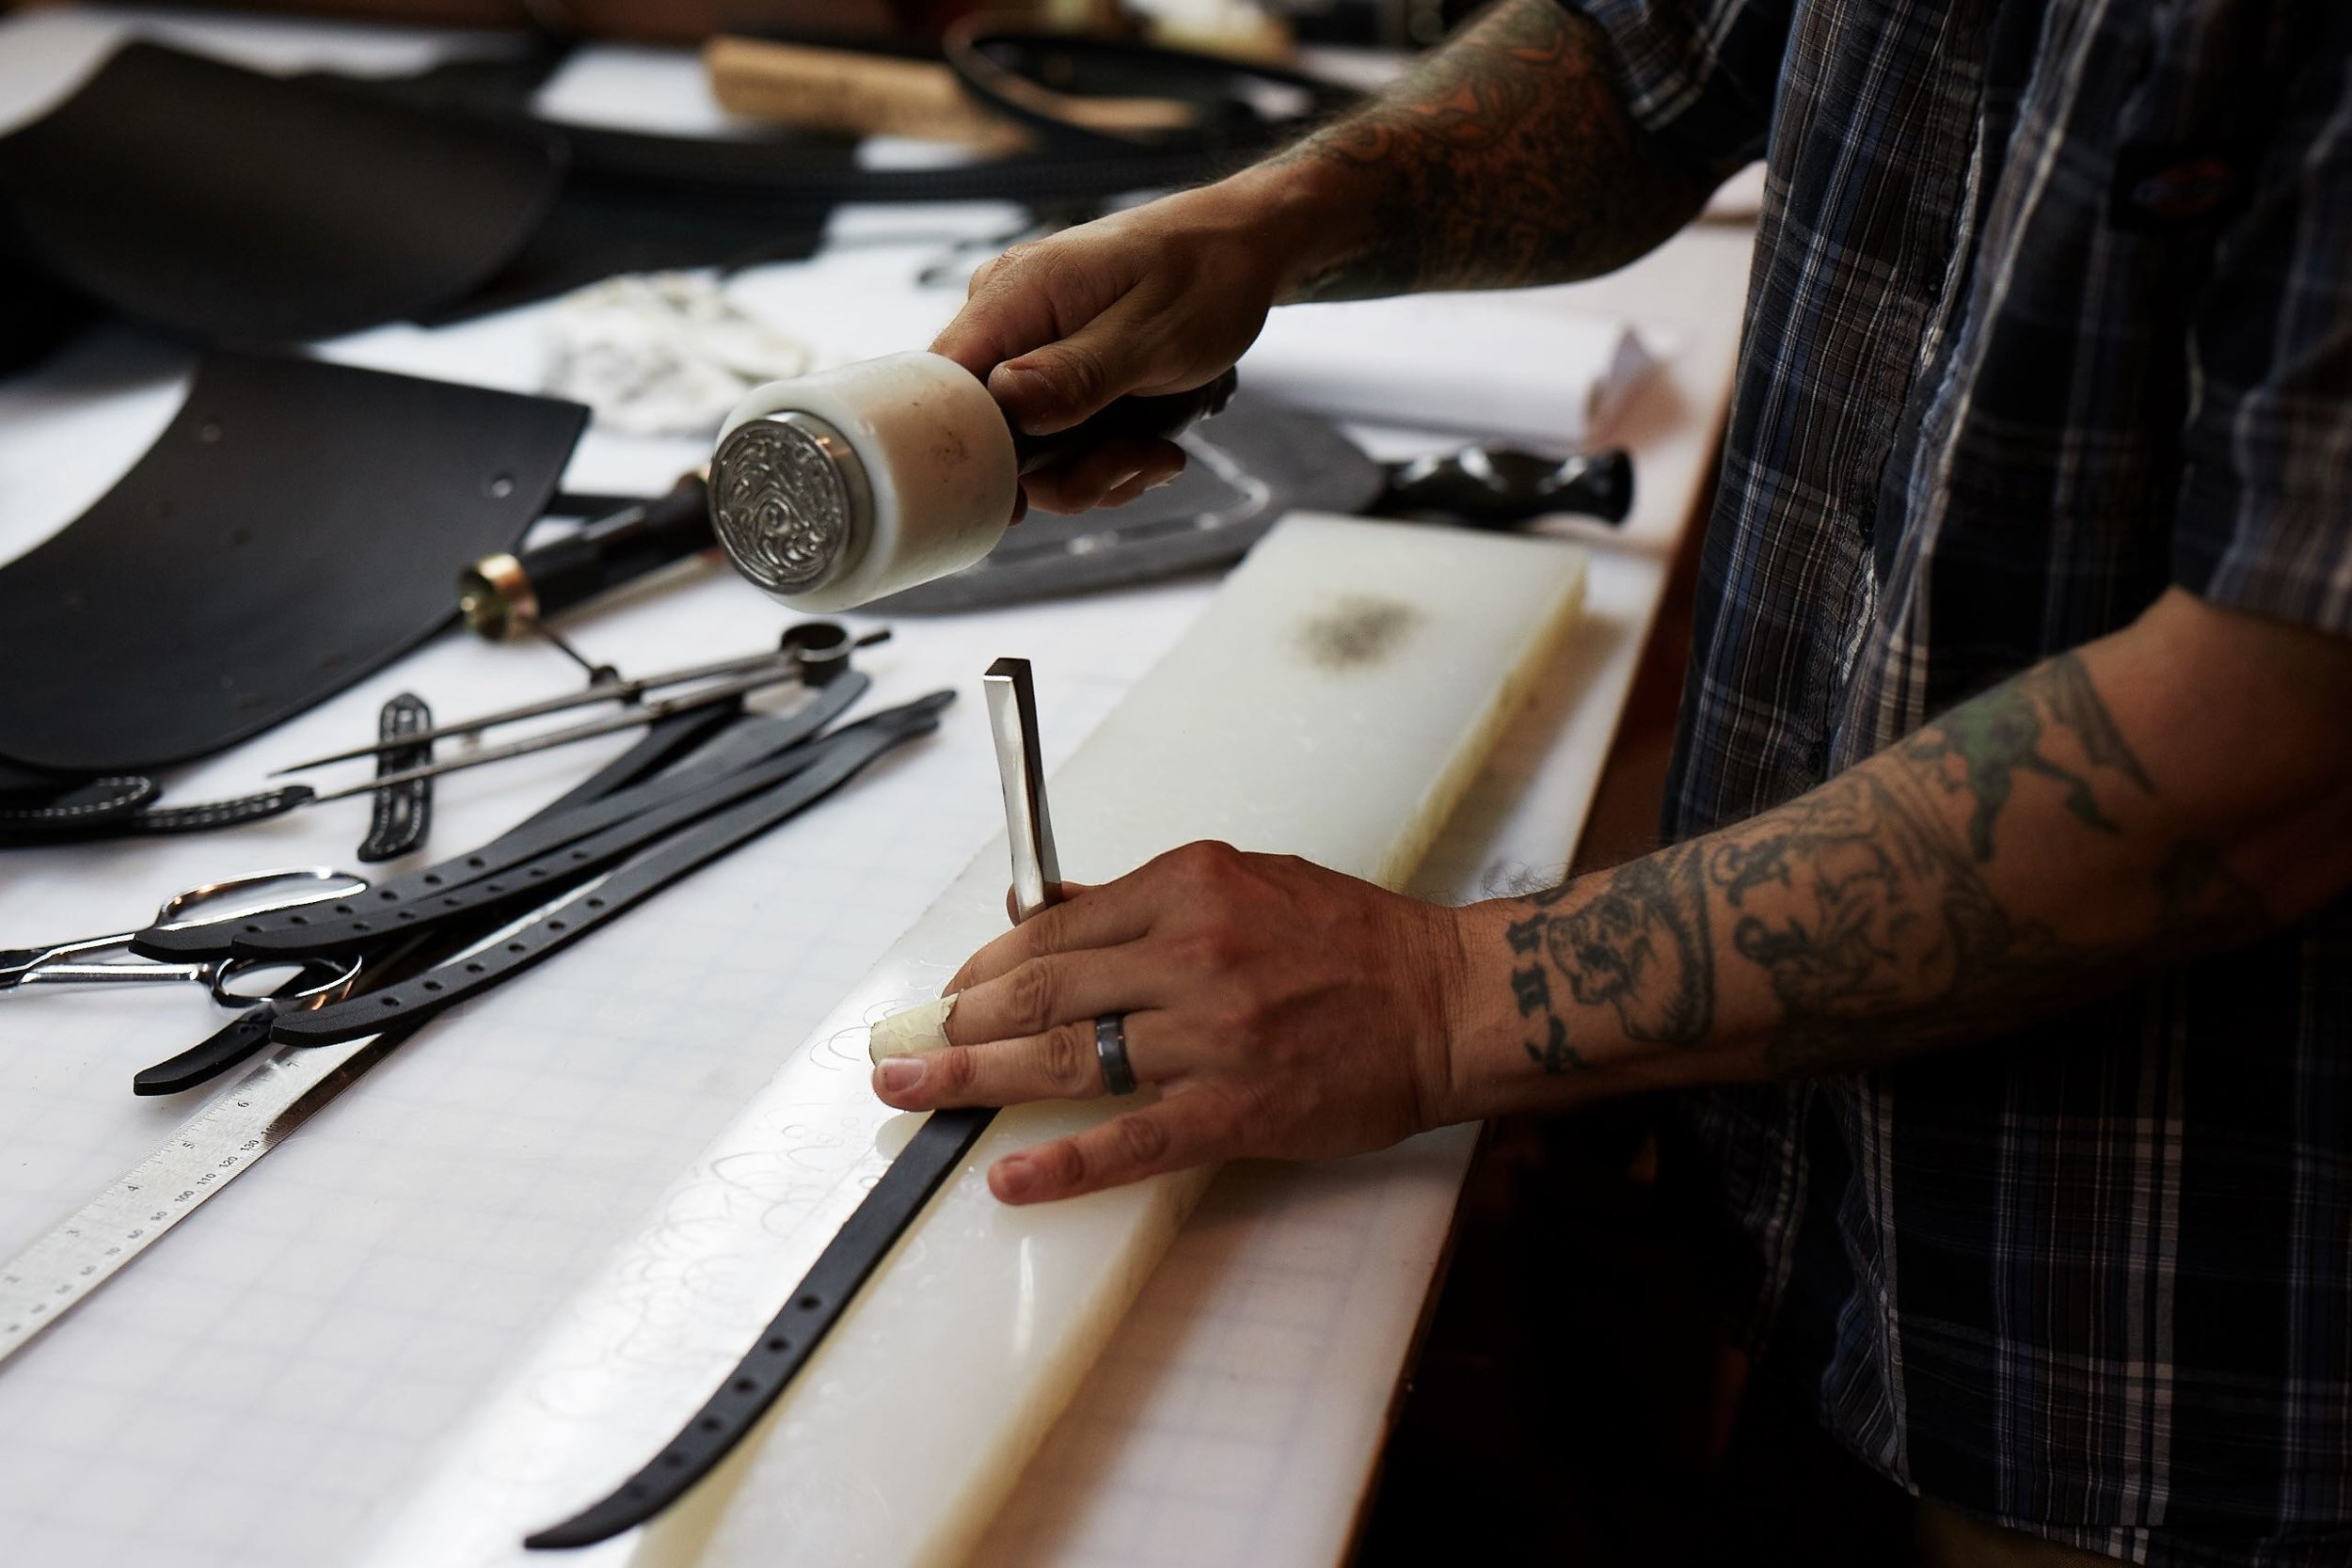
1094, 1013, 1138, 1096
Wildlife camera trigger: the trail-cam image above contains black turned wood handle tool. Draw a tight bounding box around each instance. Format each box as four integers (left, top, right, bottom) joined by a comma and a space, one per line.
459, 475, 719, 641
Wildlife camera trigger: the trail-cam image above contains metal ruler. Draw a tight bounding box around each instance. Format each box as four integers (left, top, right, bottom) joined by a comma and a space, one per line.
0, 1025, 411, 1367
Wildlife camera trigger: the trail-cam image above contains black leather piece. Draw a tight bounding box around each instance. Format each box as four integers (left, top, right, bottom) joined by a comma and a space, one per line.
0, 38, 1289, 361
0, 775, 157, 837
0, 217, 99, 377
0, 42, 564, 343
358, 694, 435, 863
418, 173, 830, 325
238, 723, 839, 958
943, 28, 1354, 155
0, 350, 586, 774
133, 1003, 284, 1098
130, 704, 750, 1094
132, 675, 866, 961
273, 690, 952, 1046
128, 786, 317, 836
523, 1104, 995, 1549
0, 779, 319, 846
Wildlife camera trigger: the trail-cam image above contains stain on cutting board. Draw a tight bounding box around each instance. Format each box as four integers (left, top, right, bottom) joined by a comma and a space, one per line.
1295, 593, 1424, 673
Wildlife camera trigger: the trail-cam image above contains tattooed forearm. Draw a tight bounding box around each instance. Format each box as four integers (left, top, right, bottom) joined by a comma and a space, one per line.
1270, 0, 1717, 299
1500, 651, 2278, 1080
1901, 652, 2155, 859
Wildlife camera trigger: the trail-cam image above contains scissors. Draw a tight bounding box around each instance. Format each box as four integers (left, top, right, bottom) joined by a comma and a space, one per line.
1, 867, 369, 1005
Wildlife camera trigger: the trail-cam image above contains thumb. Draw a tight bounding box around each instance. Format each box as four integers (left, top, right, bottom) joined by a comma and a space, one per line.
988, 302, 1167, 436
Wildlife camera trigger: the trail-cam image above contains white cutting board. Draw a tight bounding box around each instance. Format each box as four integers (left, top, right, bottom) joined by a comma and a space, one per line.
355, 514, 1587, 1568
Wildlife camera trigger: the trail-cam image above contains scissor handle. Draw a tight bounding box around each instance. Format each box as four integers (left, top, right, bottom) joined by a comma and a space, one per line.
1, 932, 143, 988
208, 951, 366, 1009
152, 867, 365, 927
10, 957, 223, 990
2, 868, 366, 994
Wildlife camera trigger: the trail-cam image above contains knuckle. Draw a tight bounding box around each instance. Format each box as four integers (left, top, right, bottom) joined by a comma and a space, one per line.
1110, 1113, 1170, 1171
1189, 923, 1248, 972
937, 1045, 979, 1093
1006, 960, 1059, 1028
1044, 341, 1109, 405
1214, 1001, 1266, 1046
1041, 1138, 1089, 1190
1040, 1022, 1094, 1096
1170, 840, 1241, 885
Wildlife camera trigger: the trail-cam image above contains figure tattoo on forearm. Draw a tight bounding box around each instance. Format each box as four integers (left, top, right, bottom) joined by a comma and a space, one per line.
1275, 0, 1715, 299
1505, 655, 2271, 1078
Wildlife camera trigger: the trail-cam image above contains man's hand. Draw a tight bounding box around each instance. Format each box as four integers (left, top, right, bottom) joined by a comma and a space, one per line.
867, 842, 1470, 1204
929, 177, 1319, 515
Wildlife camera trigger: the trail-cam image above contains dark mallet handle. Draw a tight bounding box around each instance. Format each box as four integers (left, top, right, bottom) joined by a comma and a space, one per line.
1010, 368, 1238, 476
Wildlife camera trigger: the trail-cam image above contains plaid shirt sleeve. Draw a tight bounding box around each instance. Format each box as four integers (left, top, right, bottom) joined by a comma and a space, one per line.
1563, 0, 1791, 173
2174, 22, 2352, 635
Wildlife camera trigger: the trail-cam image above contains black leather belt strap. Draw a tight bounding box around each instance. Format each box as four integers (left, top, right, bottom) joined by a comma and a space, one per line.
126, 703, 744, 1098
0, 776, 159, 837
273, 691, 952, 1048
130, 786, 318, 835
0, 777, 321, 845
523, 1103, 997, 1550
224, 695, 872, 961
358, 693, 435, 863
133, 1004, 286, 1098
3, 679, 739, 853
132, 673, 866, 962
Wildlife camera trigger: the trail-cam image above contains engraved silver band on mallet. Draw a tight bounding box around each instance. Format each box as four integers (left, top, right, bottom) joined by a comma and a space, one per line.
1094, 1013, 1138, 1096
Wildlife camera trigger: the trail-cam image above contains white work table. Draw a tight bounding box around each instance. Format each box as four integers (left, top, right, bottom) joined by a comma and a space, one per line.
0, 9, 1755, 1565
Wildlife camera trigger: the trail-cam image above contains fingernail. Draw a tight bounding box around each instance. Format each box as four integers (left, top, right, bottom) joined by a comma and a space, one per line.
993, 1156, 1036, 1201
877, 1055, 926, 1093
989, 364, 1055, 431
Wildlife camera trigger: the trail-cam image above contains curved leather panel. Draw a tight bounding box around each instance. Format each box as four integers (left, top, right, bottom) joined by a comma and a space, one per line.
0, 351, 586, 772
0, 41, 564, 343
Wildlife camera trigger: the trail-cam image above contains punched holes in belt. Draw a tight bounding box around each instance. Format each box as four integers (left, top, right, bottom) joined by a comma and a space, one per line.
357, 895, 608, 1017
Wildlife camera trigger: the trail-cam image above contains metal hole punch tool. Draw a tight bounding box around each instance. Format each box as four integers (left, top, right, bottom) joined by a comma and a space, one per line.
522, 655, 1058, 1550
985, 656, 1063, 924
267, 620, 887, 803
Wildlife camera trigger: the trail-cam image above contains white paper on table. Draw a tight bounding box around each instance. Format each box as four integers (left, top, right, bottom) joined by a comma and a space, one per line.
1237, 290, 1661, 447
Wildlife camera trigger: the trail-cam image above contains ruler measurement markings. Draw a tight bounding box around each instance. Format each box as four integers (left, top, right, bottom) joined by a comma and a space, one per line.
0, 1035, 389, 1360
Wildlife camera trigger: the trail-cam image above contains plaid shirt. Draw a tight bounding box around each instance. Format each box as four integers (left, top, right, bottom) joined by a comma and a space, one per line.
1565, 0, 2352, 1560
